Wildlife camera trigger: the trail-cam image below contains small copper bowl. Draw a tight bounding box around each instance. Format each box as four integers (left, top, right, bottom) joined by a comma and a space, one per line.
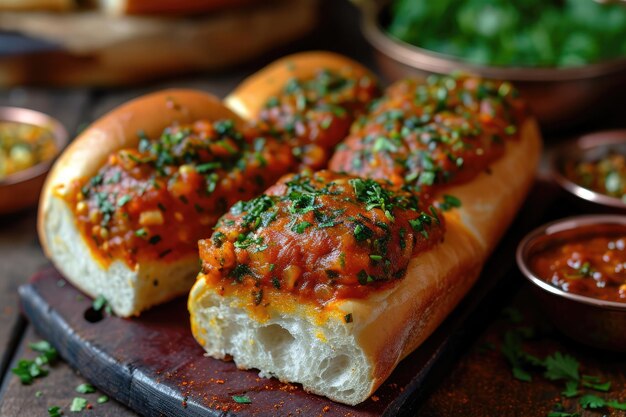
552, 130, 626, 211
360, 0, 626, 128
516, 215, 626, 351
0, 107, 68, 215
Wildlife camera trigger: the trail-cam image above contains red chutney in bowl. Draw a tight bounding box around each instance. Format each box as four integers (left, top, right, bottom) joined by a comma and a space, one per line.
529, 223, 626, 303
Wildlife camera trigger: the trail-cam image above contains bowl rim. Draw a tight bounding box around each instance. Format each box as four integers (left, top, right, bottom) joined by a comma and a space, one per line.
551, 129, 626, 210
0, 106, 69, 187
516, 214, 626, 311
361, 0, 626, 82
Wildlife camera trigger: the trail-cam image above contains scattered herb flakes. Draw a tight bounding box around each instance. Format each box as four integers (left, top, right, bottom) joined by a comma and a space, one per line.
97, 395, 109, 404
70, 397, 87, 412
35, 390, 43, 398
232, 395, 252, 404
440, 194, 462, 211
12, 340, 59, 385
92, 295, 107, 311
75, 383, 96, 394
581, 375, 611, 392
48, 406, 63, 417
579, 394, 626, 411
29, 340, 58, 363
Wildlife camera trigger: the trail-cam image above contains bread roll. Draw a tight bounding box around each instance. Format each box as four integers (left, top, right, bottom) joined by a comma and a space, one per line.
38, 89, 296, 317
188, 74, 542, 405
226, 51, 380, 170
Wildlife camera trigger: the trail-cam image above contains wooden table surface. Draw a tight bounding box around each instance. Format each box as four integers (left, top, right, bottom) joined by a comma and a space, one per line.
1, 2, 626, 416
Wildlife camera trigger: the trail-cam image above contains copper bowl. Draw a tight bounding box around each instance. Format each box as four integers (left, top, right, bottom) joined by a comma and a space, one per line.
552, 130, 626, 211
0, 107, 68, 215
360, 0, 626, 128
516, 215, 626, 351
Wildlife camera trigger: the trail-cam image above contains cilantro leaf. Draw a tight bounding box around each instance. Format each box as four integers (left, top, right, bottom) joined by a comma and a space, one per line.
579, 394, 605, 409
232, 395, 251, 404
75, 383, 96, 394
97, 395, 109, 404
48, 406, 63, 417
70, 397, 87, 412
547, 412, 579, 417
544, 352, 579, 382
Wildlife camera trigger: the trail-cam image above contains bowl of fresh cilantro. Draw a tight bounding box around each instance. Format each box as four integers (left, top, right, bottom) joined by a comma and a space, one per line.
361, 0, 626, 128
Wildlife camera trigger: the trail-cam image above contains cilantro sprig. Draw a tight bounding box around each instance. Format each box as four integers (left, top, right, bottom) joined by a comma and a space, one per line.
496, 308, 624, 416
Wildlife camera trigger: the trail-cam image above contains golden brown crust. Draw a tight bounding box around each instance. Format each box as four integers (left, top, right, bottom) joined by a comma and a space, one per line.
224, 51, 376, 120
38, 89, 242, 259
440, 118, 542, 255
346, 118, 541, 396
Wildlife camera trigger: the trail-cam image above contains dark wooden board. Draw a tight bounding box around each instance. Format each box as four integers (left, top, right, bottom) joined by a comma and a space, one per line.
16, 182, 557, 417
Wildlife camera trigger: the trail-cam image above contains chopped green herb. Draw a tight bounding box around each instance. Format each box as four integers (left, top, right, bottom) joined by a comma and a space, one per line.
232, 395, 252, 404
353, 222, 374, 242
134, 228, 148, 238
291, 221, 312, 234
75, 383, 96, 394
116, 195, 132, 207
97, 395, 109, 404
344, 313, 353, 323
48, 406, 63, 417
92, 295, 108, 312
544, 352, 579, 382
562, 381, 579, 398
369, 254, 383, 261
70, 397, 87, 412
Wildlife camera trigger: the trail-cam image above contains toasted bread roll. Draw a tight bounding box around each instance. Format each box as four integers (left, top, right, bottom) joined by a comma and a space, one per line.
38, 89, 296, 316
0, 0, 74, 11
226, 51, 380, 170
189, 74, 542, 405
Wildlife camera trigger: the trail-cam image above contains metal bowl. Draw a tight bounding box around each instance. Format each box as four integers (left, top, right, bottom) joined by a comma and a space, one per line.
360, 0, 626, 128
552, 129, 626, 211
0, 107, 68, 215
516, 215, 626, 351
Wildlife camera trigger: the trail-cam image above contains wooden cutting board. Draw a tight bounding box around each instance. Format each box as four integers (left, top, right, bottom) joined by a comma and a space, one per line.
17, 183, 556, 417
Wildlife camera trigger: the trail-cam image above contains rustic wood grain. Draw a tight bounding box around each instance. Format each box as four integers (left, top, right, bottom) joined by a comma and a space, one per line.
0, 327, 135, 417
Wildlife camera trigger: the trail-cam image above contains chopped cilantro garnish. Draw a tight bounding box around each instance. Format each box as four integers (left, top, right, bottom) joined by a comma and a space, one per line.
48, 406, 62, 417
232, 395, 252, 404
440, 194, 462, 211
97, 395, 109, 404
291, 221, 312, 234
75, 383, 96, 394
353, 222, 374, 242
70, 397, 87, 412
229, 264, 253, 282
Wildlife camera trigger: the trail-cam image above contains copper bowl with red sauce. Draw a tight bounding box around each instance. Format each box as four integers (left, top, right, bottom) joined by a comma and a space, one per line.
552, 130, 626, 211
517, 215, 626, 352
